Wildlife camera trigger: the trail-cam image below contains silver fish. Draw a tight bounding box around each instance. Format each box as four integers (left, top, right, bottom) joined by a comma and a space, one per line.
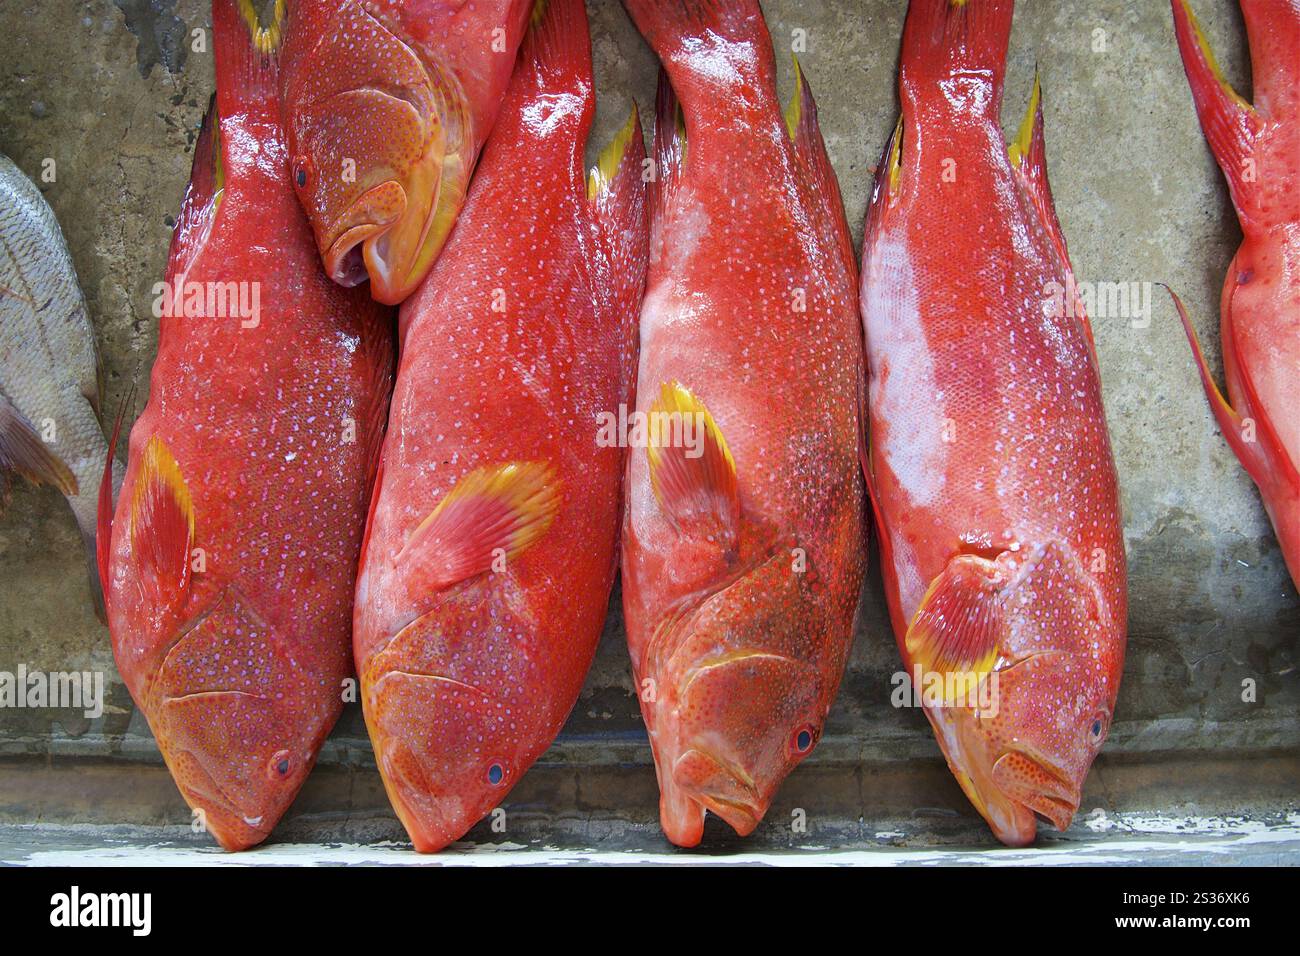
0, 152, 120, 620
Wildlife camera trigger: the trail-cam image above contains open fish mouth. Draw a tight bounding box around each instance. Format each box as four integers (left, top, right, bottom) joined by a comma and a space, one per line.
321, 180, 407, 290
994, 750, 1081, 832
673, 745, 764, 836
324, 219, 396, 288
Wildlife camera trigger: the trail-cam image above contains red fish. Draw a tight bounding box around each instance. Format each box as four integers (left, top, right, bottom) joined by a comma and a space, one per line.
1168, 0, 1300, 590
279, 0, 533, 304
859, 0, 1127, 846
620, 0, 866, 847
352, 0, 647, 853
98, 0, 393, 851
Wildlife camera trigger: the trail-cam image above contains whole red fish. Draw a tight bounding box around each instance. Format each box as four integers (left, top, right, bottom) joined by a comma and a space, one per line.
859, 0, 1127, 846
620, 0, 866, 847
1169, 0, 1300, 590
352, 0, 647, 852
279, 0, 533, 304
98, 0, 393, 851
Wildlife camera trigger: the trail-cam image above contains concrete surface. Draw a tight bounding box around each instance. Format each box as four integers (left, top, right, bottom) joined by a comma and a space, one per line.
5, 809, 1299, 865
0, 1, 1295, 853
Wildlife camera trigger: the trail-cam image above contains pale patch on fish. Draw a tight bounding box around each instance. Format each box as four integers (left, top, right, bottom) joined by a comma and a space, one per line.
862, 231, 947, 508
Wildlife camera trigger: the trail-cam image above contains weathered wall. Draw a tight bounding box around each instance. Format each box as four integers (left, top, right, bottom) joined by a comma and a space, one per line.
0, 0, 1295, 832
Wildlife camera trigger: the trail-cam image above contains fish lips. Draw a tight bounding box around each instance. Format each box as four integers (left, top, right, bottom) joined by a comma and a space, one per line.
671, 746, 765, 838
991, 750, 1082, 834
320, 180, 407, 295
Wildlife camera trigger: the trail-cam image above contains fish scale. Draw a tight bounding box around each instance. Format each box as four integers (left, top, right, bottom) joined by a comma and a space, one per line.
352, 0, 648, 853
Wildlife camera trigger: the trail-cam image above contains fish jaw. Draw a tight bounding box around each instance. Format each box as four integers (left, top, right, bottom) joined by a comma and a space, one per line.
931, 708, 1039, 848
314, 132, 467, 304
925, 649, 1107, 847
672, 746, 764, 837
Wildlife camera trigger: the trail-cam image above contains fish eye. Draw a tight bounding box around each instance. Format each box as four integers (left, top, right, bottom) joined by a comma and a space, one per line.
292, 158, 309, 190
790, 725, 817, 756
1088, 714, 1108, 743
268, 749, 292, 779
487, 762, 505, 786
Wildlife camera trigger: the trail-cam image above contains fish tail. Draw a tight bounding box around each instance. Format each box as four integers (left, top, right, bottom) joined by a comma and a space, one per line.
1170, 0, 1260, 216
212, 0, 284, 117
588, 104, 649, 411
899, 0, 1015, 118
623, 0, 778, 124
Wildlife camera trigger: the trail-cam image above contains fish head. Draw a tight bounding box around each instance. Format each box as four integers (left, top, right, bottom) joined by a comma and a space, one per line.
147, 591, 334, 851
281, 17, 469, 304
657, 552, 830, 845
360, 589, 539, 853
931, 650, 1114, 846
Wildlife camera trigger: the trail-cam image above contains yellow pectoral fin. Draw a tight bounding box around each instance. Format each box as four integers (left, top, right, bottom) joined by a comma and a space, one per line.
905, 554, 1006, 683
129, 435, 196, 612
396, 461, 560, 593
646, 381, 740, 548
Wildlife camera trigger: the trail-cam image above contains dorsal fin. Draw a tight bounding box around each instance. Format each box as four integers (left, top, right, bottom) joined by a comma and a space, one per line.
784, 55, 856, 280
1007, 72, 1098, 366
588, 104, 649, 410
650, 69, 686, 231
95, 384, 134, 617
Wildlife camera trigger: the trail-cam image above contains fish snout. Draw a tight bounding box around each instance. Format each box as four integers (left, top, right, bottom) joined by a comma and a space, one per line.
378, 741, 475, 854
321, 180, 407, 291
991, 750, 1082, 834
671, 746, 765, 839
167, 742, 311, 851
363, 662, 519, 853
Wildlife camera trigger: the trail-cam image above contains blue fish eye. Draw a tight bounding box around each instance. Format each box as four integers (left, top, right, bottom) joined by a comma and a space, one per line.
1091, 719, 1103, 738
796, 729, 813, 753
487, 762, 504, 786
